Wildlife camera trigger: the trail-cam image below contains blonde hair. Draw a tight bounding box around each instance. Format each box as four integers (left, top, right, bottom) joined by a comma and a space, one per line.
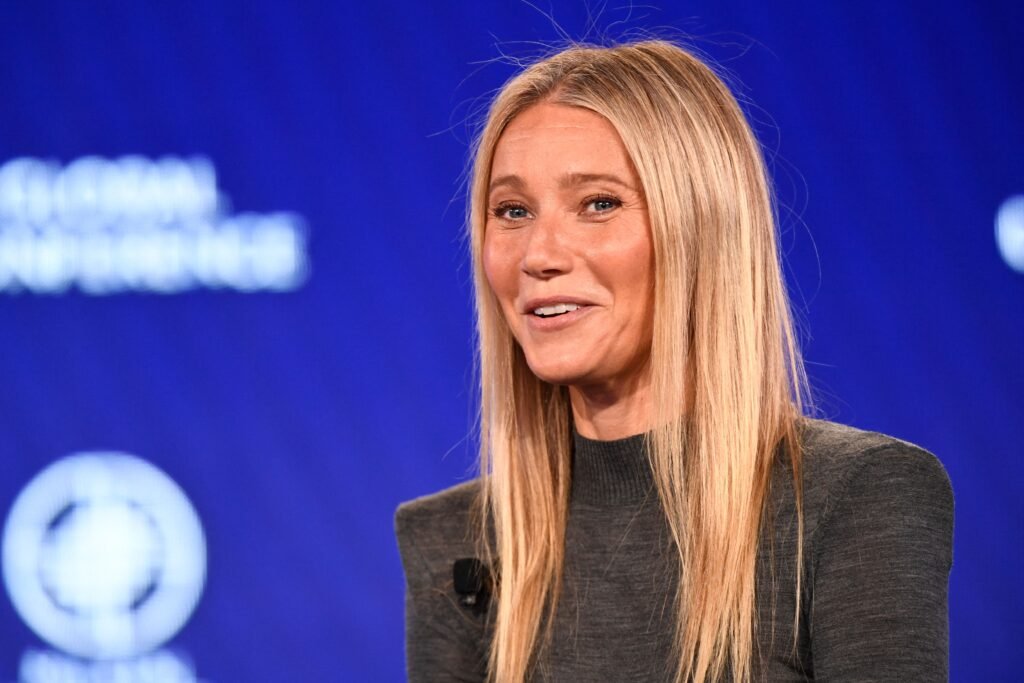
469, 40, 807, 682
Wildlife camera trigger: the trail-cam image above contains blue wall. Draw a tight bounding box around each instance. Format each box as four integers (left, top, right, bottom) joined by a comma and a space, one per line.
0, 1, 1020, 680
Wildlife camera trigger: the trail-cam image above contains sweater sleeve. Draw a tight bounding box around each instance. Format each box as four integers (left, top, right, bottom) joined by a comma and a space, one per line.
395, 502, 489, 682
808, 444, 954, 681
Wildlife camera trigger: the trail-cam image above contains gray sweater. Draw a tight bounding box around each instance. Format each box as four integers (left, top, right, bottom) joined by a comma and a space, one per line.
395, 419, 954, 681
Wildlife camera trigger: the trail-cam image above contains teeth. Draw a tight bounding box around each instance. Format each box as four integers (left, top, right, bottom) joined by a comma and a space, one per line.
533, 303, 580, 317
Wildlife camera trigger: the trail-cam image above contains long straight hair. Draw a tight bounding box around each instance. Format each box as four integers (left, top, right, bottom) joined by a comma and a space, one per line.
468, 40, 808, 682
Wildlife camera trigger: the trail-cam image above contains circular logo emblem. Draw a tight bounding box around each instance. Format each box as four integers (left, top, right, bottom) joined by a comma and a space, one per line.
2, 453, 206, 660
996, 194, 1024, 274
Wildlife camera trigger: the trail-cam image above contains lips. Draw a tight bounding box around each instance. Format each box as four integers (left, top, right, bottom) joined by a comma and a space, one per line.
521, 297, 595, 331
533, 302, 579, 317
521, 296, 595, 315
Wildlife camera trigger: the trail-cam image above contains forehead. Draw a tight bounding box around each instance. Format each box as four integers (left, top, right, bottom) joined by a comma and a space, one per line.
490, 103, 636, 180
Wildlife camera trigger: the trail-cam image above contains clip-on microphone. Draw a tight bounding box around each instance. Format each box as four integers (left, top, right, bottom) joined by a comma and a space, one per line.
453, 558, 493, 616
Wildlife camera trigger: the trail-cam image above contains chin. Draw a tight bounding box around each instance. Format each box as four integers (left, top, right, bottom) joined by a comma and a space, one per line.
521, 353, 590, 386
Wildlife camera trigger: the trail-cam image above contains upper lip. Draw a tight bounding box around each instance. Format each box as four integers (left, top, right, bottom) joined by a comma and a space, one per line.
521, 296, 595, 313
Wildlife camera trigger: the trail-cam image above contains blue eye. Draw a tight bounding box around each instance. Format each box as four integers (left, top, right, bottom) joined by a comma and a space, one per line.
493, 203, 529, 220
584, 196, 621, 213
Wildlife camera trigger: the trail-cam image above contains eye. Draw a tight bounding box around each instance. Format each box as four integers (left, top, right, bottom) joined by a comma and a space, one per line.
492, 202, 531, 221
582, 195, 622, 214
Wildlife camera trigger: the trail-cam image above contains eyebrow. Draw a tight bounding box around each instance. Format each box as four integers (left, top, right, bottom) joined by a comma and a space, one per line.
488, 172, 636, 194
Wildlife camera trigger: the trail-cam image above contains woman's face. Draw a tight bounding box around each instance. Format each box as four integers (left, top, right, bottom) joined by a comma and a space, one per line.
483, 102, 654, 391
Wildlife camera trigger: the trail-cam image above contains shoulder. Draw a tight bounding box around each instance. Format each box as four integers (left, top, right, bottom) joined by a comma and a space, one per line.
395, 480, 480, 542
796, 419, 954, 567
788, 421, 955, 676
394, 480, 483, 589
799, 417, 934, 460
798, 418, 953, 506
395, 480, 491, 680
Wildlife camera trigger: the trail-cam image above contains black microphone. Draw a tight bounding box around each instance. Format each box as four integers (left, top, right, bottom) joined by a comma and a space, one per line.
453, 558, 493, 615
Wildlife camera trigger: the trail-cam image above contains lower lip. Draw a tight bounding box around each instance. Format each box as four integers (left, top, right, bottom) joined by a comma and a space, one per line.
524, 305, 594, 332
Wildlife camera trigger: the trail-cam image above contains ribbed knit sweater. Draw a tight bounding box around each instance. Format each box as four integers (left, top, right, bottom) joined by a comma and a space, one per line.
395, 419, 953, 681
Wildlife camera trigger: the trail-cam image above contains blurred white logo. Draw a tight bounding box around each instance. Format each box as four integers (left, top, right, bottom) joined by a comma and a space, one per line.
0, 155, 309, 294
2, 453, 206, 666
996, 194, 1024, 274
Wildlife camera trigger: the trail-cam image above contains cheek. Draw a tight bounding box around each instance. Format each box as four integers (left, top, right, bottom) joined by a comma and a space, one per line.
482, 233, 517, 299
606, 228, 655, 327
596, 227, 653, 291
481, 236, 523, 336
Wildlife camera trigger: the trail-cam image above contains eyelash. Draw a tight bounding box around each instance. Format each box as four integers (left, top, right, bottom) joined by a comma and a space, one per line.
490, 195, 623, 220
491, 201, 529, 220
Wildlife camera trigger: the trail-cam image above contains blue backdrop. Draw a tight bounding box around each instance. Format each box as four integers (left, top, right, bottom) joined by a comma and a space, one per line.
0, 1, 1021, 681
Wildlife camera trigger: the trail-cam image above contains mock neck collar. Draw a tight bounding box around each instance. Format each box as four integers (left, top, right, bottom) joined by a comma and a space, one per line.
571, 430, 655, 506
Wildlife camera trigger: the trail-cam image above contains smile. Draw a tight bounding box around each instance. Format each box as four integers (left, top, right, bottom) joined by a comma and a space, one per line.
533, 303, 580, 317
524, 303, 593, 332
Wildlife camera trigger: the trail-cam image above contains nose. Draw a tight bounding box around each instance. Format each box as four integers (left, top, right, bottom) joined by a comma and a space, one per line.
521, 213, 571, 278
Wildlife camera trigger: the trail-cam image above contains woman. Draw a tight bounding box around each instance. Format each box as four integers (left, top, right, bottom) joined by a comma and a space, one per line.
396, 40, 953, 682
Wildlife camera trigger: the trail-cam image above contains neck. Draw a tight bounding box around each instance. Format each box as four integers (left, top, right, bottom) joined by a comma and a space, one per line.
569, 369, 652, 440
